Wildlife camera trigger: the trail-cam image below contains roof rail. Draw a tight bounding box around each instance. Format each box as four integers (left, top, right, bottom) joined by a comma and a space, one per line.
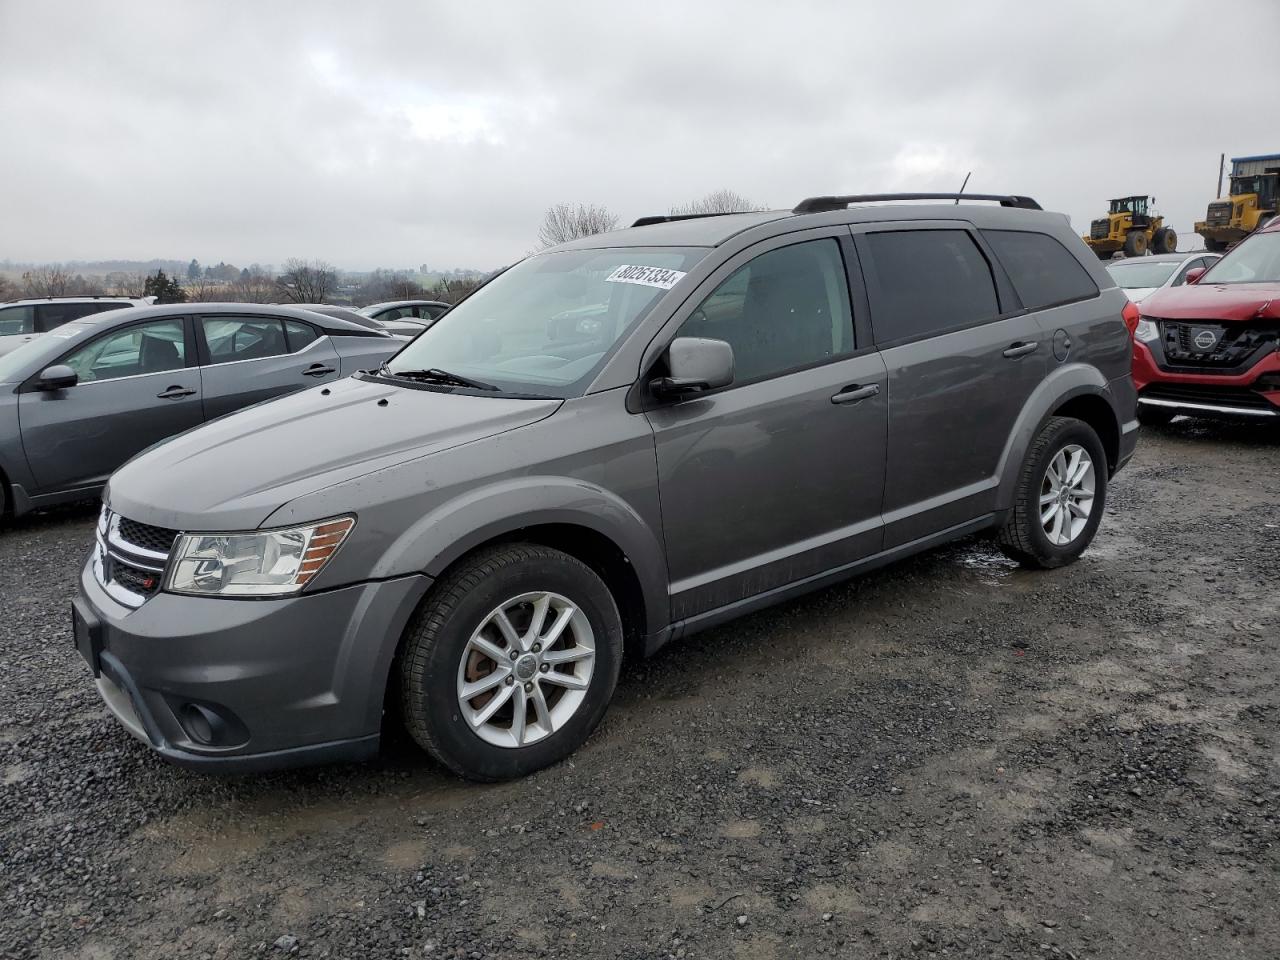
631, 212, 754, 228
793, 193, 1042, 214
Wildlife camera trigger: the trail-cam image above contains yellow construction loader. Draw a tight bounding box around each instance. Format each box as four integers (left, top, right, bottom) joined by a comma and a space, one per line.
1083, 196, 1176, 259
1195, 154, 1279, 252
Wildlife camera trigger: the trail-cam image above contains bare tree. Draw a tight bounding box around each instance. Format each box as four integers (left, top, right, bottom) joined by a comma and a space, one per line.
670, 189, 766, 215
430, 275, 487, 303
0, 275, 18, 302
228, 268, 279, 304
22, 266, 72, 297
184, 276, 225, 302
278, 258, 338, 303
537, 202, 619, 248
105, 271, 148, 297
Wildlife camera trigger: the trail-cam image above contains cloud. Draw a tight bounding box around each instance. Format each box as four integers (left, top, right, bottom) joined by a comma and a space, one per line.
1, 0, 1276, 269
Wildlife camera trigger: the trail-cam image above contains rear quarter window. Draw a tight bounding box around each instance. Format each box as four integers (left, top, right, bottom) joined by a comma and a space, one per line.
982, 230, 1098, 310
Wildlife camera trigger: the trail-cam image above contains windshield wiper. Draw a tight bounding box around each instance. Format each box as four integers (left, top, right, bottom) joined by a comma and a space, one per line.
379, 364, 498, 391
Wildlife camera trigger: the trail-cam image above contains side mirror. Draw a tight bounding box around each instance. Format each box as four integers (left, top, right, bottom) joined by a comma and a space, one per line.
1183, 267, 1206, 285
652, 337, 734, 397
36, 364, 78, 391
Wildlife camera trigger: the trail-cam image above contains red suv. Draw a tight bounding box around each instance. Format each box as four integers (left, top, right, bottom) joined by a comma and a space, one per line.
1132, 219, 1280, 423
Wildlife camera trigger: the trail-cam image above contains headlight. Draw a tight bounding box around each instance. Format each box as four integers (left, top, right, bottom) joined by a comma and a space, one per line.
1134, 318, 1160, 343
165, 516, 355, 597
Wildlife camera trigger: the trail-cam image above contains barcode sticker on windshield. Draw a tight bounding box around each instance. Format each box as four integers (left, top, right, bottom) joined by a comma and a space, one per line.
604, 265, 686, 290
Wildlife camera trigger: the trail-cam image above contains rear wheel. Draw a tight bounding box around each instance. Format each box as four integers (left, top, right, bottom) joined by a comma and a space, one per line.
1136, 404, 1176, 426
397, 543, 623, 781
1124, 231, 1149, 257
1151, 227, 1177, 254
997, 417, 1108, 569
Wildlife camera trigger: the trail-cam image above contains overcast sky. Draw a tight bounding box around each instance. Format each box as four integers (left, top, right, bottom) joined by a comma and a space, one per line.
2, 1, 1276, 270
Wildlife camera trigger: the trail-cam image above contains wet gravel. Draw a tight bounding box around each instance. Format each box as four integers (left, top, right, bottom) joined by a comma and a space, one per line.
2, 419, 1279, 959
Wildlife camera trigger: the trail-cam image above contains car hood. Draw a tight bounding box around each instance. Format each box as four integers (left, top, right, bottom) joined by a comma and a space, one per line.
1140, 282, 1280, 321
106, 376, 561, 531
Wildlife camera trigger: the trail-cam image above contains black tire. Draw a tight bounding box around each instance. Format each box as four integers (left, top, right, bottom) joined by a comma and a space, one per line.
997, 416, 1108, 570
398, 543, 623, 781
1123, 230, 1149, 257
1204, 237, 1227, 253
1151, 227, 1177, 254
1136, 404, 1176, 426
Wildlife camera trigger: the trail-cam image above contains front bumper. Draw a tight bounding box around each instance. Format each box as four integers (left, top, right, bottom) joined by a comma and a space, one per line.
1132, 342, 1280, 419
75, 559, 430, 772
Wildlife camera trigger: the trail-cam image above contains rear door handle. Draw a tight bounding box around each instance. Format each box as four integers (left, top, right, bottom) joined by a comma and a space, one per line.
156, 386, 196, 400
302, 363, 336, 377
831, 383, 880, 405
1002, 341, 1039, 359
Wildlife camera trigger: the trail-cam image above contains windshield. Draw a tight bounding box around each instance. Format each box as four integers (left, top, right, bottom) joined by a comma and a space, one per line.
1201, 231, 1280, 284
383, 247, 705, 397
1105, 260, 1178, 289
1110, 197, 1146, 215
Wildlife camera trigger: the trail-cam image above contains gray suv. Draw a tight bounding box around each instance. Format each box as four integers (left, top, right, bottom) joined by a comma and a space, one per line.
74, 193, 1138, 779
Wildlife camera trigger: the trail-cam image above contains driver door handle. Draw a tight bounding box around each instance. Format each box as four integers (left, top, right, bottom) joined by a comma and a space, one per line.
831, 383, 880, 405
303, 363, 336, 377
1002, 341, 1039, 359
156, 386, 196, 400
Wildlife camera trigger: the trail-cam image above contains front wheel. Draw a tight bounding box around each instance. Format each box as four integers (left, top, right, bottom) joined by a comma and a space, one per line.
1123, 230, 1149, 257
398, 543, 624, 781
997, 416, 1108, 569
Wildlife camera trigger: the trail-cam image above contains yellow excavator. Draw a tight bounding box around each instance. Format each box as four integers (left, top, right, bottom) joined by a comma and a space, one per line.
1194, 154, 1279, 252
1083, 196, 1176, 259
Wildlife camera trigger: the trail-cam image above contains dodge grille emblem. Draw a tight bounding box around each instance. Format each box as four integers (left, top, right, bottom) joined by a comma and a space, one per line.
1193, 330, 1217, 350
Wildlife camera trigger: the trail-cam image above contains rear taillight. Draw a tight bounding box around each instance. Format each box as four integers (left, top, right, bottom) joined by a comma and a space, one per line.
1122, 301, 1140, 336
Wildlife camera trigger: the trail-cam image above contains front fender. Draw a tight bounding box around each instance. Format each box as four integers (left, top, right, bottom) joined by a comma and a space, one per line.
367, 476, 670, 636
995, 363, 1118, 506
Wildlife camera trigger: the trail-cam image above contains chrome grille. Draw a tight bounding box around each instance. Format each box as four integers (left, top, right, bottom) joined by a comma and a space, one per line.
94, 506, 179, 607
1206, 203, 1232, 227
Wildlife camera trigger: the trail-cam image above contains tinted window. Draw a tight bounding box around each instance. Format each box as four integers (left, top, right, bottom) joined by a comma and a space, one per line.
203, 317, 290, 363
284, 320, 319, 351
0, 305, 35, 336
37, 301, 105, 331
677, 238, 854, 384
861, 230, 999, 342
63, 319, 187, 382
983, 230, 1098, 308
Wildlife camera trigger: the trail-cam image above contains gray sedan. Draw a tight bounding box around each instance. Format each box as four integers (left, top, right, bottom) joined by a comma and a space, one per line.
0, 303, 403, 518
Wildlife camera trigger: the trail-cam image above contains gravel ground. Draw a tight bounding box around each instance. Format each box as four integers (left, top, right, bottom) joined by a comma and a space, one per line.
3, 420, 1279, 960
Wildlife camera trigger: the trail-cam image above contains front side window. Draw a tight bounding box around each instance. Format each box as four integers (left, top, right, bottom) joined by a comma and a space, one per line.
63, 319, 187, 383
202, 317, 290, 362
985, 230, 1098, 308
677, 238, 854, 384
0, 305, 35, 336
386, 247, 706, 397
861, 230, 999, 343
1201, 231, 1280, 284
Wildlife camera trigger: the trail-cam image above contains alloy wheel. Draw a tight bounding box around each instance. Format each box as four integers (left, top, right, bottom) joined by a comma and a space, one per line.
1040, 443, 1095, 546
455, 591, 596, 748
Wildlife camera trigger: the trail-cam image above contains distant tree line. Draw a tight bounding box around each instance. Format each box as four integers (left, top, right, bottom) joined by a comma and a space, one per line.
534, 189, 765, 248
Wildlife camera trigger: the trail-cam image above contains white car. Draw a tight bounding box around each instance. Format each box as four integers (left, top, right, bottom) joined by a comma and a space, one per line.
0, 297, 152, 357
1104, 252, 1221, 304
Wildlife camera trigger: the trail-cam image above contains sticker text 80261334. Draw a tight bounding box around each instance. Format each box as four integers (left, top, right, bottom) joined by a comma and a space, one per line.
604, 265, 687, 290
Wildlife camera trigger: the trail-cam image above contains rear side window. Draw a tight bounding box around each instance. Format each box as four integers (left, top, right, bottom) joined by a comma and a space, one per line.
37, 301, 105, 331
284, 320, 320, 350
983, 230, 1098, 309
202, 317, 290, 363
860, 230, 999, 343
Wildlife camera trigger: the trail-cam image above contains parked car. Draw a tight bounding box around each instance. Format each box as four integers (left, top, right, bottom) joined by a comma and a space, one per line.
0, 297, 150, 357
1104, 252, 1221, 303
0, 303, 400, 518
1131, 218, 1280, 423
75, 193, 1137, 779
284, 302, 421, 339
358, 299, 451, 328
